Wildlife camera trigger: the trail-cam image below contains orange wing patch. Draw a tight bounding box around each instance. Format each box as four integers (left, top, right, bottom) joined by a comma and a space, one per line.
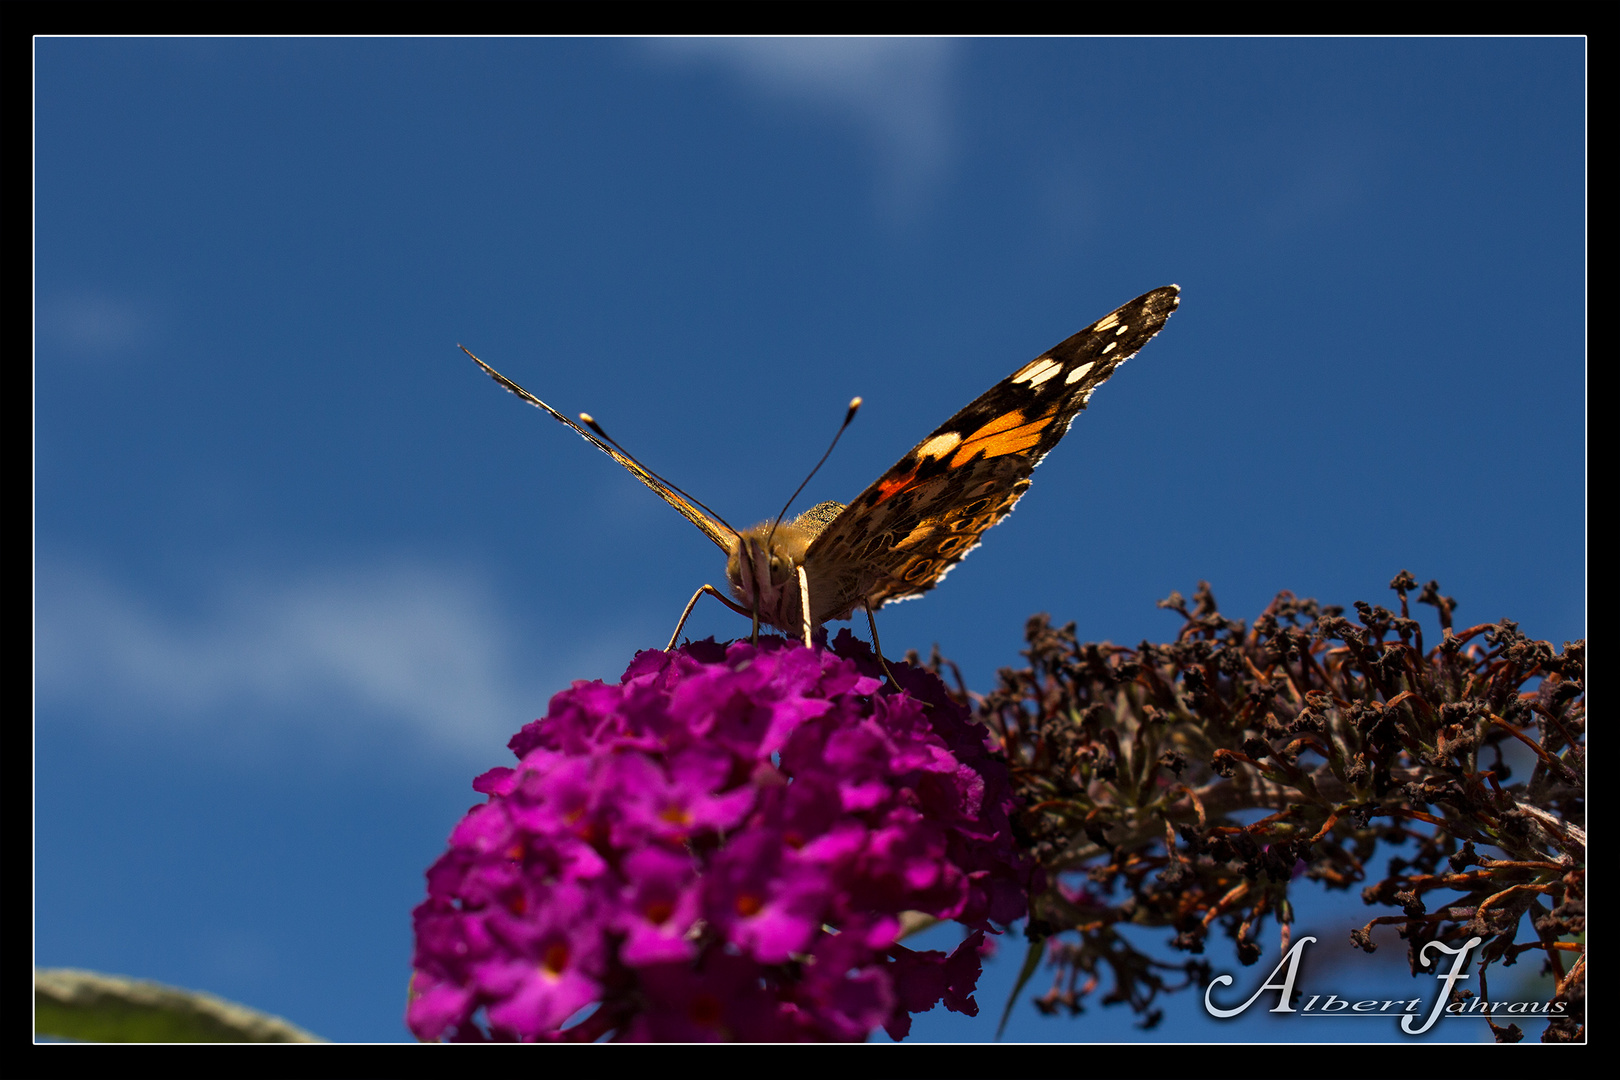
949, 408, 1057, 467
871, 408, 1056, 507
872, 463, 921, 505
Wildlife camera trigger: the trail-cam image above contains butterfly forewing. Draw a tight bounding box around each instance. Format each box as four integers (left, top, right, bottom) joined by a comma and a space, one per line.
461, 345, 736, 552
802, 285, 1180, 623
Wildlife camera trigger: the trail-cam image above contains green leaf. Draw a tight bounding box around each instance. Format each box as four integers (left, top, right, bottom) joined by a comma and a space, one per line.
995, 934, 1046, 1041
35, 968, 325, 1043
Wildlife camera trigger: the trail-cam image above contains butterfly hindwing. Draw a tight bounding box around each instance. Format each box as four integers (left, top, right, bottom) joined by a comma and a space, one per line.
803, 285, 1180, 623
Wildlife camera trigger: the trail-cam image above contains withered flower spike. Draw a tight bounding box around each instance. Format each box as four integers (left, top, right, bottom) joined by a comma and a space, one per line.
948, 577, 1582, 1042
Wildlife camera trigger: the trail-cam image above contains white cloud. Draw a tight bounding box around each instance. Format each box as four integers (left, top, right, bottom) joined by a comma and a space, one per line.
646, 37, 959, 216
38, 292, 157, 360
1257, 132, 1378, 238
34, 560, 626, 763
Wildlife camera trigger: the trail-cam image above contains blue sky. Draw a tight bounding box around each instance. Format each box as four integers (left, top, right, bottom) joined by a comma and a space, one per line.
35, 38, 1584, 1044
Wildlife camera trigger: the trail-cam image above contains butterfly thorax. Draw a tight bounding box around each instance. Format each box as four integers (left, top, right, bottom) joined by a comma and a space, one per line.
726, 500, 846, 634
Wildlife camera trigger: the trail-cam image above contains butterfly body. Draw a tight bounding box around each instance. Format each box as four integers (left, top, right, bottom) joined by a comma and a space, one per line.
464, 284, 1180, 641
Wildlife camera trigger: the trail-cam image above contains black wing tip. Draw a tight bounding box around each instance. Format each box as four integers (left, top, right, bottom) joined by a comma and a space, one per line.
1143, 283, 1181, 309
1039, 284, 1181, 363
1127, 284, 1181, 325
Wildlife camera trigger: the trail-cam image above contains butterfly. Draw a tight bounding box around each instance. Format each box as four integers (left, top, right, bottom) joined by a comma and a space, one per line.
463, 285, 1180, 651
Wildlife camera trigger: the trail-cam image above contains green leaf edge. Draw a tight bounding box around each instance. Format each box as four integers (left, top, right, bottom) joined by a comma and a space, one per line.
35, 968, 326, 1043
995, 935, 1046, 1041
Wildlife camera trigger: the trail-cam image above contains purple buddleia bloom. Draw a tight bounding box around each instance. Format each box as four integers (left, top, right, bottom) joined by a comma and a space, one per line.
630, 950, 792, 1042
881, 930, 987, 1041
705, 827, 830, 963
408, 630, 1032, 1042
614, 846, 703, 966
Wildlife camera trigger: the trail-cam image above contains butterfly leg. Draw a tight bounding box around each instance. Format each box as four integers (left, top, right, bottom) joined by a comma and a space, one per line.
666, 584, 755, 651
797, 565, 813, 648
864, 603, 896, 685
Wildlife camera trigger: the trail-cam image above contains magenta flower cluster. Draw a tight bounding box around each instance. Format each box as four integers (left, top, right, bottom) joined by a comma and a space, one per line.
408, 630, 1031, 1042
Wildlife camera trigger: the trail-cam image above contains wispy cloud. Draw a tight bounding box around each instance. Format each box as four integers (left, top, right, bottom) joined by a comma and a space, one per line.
38, 292, 158, 361
1256, 131, 1379, 238
35, 560, 623, 763
646, 37, 959, 217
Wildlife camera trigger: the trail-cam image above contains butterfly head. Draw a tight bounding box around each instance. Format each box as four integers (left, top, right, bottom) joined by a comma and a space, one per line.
726, 500, 846, 634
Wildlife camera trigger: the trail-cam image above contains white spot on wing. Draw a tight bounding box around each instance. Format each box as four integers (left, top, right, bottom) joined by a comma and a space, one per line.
1011, 357, 1062, 386
916, 431, 963, 459
1064, 361, 1097, 385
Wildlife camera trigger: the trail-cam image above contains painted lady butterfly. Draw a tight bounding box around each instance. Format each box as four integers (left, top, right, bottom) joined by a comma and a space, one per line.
463, 285, 1179, 649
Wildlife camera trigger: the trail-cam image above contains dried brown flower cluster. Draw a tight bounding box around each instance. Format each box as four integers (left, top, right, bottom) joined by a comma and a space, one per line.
920, 572, 1584, 1042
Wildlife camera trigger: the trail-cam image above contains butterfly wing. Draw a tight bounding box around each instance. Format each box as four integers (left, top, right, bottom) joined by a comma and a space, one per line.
462, 346, 735, 552
803, 285, 1181, 623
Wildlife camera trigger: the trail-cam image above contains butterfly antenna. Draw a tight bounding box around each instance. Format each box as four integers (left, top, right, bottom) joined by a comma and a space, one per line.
765, 397, 861, 551
578, 412, 741, 539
